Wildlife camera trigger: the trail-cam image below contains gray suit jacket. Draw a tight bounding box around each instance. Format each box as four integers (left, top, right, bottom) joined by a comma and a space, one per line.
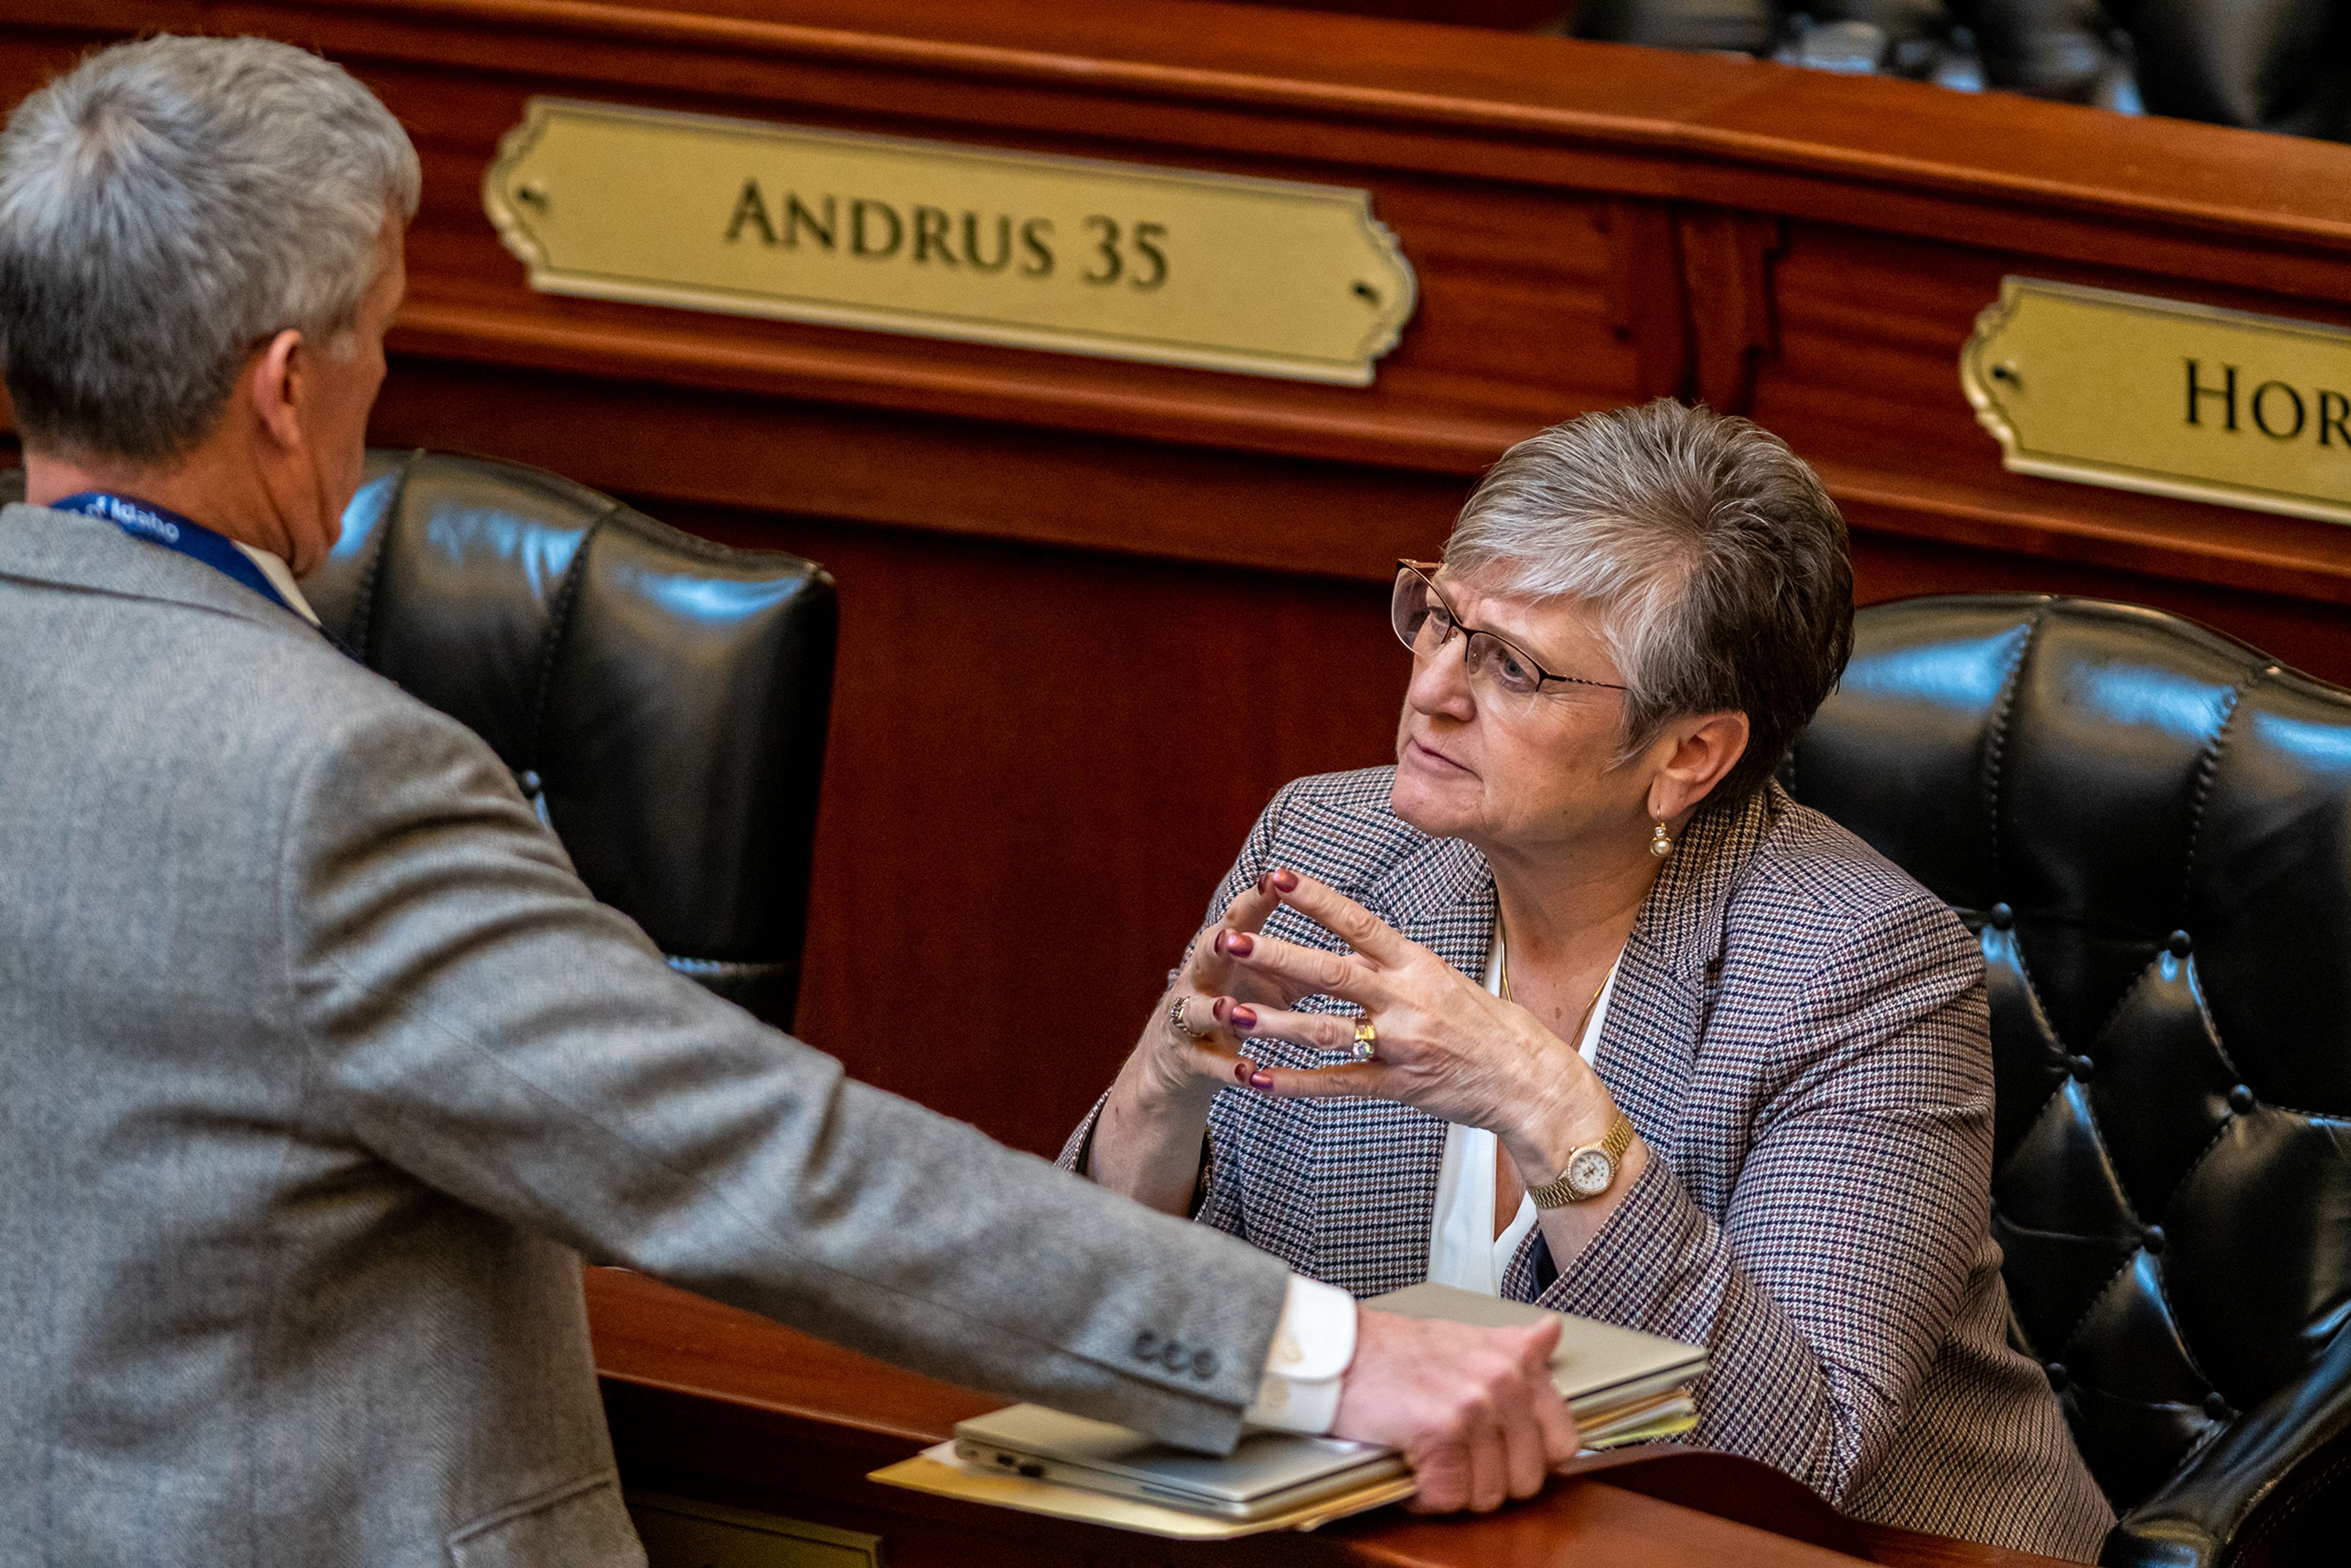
0, 502, 1289, 1566
1065, 767, 2116, 1562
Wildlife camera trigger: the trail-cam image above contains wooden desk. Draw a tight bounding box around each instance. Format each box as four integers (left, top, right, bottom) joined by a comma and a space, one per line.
584, 1268, 2082, 1568
9, 3, 2351, 1157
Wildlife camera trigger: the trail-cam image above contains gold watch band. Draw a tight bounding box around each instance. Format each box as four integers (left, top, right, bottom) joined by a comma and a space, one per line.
1528, 1112, 1636, 1209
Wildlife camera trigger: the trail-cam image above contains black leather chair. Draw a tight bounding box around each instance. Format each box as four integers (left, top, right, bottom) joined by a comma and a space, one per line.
1573, 0, 2351, 140
1570, 0, 2134, 102
300, 449, 838, 1029
1785, 595, 2351, 1567
2123, 0, 2351, 141
0, 453, 836, 1027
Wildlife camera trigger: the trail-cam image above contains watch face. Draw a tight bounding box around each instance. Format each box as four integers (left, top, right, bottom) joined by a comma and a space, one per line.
1567, 1147, 1615, 1197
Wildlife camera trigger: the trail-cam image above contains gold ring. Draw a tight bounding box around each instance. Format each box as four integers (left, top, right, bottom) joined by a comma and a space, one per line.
1169, 995, 1212, 1040
1351, 1017, 1378, 1062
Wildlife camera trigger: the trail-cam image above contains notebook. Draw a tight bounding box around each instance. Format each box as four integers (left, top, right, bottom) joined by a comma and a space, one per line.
946, 1283, 1706, 1523
1364, 1281, 1708, 1429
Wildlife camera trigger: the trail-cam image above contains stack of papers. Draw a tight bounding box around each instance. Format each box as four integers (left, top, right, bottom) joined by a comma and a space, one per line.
1579, 1386, 1701, 1447
1366, 1282, 1708, 1449
871, 1281, 1708, 1537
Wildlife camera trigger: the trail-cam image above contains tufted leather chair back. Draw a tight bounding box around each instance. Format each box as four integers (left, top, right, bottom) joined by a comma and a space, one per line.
304, 450, 836, 1029
1784, 594, 2351, 1563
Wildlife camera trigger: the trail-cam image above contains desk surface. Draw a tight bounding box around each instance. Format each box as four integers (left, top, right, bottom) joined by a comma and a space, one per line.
583, 1267, 2085, 1568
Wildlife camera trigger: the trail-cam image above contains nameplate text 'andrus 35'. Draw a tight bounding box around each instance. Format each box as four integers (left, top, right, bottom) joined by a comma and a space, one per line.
483, 99, 1417, 386
1963, 277, 2351, 527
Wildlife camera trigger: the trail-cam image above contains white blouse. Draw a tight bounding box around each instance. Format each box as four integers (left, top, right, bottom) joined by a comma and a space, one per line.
1424, 921, 1619, 1296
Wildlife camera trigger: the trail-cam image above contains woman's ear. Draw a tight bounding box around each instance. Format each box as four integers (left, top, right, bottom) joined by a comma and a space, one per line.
1645, 711, 1750, 824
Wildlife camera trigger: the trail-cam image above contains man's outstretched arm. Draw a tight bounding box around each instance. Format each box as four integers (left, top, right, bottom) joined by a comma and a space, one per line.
283, 701, 1575, 1500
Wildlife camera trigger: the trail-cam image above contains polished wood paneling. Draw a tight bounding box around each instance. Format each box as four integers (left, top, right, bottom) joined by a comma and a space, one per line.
361, 363, 1471, 583
666, 502, 1408, 1152
13, 0, 2351, 577
1230, 0, 1570, 24
11, 0, 2351, 1164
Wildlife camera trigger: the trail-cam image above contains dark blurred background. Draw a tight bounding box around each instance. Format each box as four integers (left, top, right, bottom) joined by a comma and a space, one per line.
1243, 0, 2351, 141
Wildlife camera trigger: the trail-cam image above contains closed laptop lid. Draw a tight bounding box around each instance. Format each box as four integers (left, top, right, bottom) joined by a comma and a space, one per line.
953, 1405, 1395, 1504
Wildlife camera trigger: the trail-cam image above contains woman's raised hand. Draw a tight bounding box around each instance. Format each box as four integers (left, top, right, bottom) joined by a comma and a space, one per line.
1133, 872, 1308, 1107
1090, 872, 1318, 1210
1212, 869, 1613, 1159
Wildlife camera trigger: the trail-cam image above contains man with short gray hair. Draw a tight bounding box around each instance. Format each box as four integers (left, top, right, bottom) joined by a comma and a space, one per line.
0, 34, 1575, 1564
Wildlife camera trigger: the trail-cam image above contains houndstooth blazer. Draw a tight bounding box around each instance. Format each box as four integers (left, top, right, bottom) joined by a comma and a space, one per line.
1064, 767, 2116, 1561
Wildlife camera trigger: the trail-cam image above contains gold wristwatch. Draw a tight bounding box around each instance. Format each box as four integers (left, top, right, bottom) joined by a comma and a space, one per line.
1528, 1112, 1636, 1208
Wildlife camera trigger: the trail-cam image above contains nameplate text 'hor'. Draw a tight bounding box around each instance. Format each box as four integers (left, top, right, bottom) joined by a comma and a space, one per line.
1964, 277, 2351, 527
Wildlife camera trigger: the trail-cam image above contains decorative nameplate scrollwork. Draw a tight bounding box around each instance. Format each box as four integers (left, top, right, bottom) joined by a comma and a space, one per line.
486, 98, 1417, 387
1964, 277, 2351, 528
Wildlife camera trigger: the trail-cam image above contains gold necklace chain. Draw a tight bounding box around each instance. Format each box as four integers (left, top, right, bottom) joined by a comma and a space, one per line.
1499, 929, 1610, 1048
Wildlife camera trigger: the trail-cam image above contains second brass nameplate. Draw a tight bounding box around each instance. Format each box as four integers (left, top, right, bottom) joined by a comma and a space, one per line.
1963, 277, 2351, 527
484, 99, 1417, 385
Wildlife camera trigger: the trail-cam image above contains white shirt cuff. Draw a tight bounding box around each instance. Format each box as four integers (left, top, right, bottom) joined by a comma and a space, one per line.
1243, 1274, 1357, 1434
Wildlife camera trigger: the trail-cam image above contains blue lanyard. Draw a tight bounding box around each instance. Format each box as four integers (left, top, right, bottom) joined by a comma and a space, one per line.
51, 491, 299, 619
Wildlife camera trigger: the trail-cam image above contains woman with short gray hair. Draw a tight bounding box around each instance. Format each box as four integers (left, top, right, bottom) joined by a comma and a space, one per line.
1071, 400, 2114, 1559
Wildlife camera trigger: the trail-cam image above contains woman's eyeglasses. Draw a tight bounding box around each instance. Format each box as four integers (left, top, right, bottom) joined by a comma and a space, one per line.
1390, 560, 1626, 702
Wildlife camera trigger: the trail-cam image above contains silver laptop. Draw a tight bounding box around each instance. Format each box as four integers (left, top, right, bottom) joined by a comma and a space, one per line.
952, 1403, 1405, 1520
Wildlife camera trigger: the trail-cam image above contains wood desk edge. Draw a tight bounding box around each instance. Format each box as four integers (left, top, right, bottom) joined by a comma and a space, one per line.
21, 0, 2351, 250
582, 1267, 2087, 1568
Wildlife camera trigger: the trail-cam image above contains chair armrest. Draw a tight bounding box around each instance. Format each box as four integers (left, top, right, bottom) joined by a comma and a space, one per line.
2106, 1325, 2351, 1567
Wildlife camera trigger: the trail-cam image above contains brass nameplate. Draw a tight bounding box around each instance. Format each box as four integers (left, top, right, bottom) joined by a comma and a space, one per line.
484, 99, 1416, 386
1963, 277, 2351, 527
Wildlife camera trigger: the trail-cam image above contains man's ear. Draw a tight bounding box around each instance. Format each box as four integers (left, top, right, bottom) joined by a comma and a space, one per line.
1645, 710, 1750, 824
246, 328, 306, 453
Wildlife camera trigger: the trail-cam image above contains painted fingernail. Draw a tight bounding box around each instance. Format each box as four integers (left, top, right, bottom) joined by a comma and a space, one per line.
1211, 997, 1230, 1024
1234, 1060, 1254, 1082
1248, 1072, 1275, 1091
1231, 1005, 1258, 1030
1213, 931, 1231, 956
1225, 933, 1254, 958
1256, 871, 1273, 895
1272, 868, 1299, 893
